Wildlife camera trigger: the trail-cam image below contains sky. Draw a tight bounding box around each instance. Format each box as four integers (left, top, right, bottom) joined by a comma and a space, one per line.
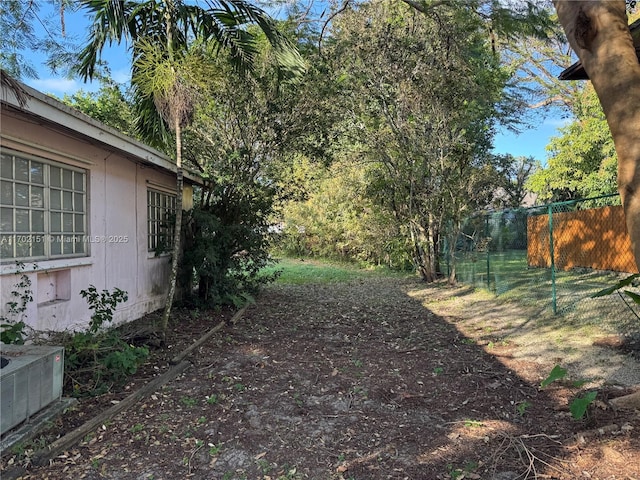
21, 1, 564, 165
493, 117, 567, 162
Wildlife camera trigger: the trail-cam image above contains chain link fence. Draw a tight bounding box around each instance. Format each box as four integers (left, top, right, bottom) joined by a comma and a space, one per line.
449, 194, 640, 333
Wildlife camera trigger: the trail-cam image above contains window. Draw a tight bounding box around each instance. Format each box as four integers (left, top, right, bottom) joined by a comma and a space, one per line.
0, 151, 87, 262
147, 189, 176, 252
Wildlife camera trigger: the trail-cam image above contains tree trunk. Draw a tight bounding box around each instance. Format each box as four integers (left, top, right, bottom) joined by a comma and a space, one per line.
553, 0, 640, 271
409, 221, 429, 281
160, 120, 184, 338
411, 220, 438, 283
159, 1, 183, 339
554, 0, 640, 409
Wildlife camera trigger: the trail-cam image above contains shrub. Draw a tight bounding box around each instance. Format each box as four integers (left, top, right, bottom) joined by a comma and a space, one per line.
61, 286, 148, 396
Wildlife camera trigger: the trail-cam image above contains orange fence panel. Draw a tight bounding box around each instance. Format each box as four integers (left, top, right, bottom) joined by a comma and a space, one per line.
527, 205, 638, 273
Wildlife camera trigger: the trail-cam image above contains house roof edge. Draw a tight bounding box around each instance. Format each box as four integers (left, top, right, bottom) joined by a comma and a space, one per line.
1, 77, 202, 186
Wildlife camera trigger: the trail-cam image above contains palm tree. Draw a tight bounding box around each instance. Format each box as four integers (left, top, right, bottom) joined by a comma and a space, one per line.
76, 0, 304, 338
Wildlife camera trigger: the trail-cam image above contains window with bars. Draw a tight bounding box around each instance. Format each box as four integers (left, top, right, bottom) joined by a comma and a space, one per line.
0, 150, 87, 262
147, 189, 176, 253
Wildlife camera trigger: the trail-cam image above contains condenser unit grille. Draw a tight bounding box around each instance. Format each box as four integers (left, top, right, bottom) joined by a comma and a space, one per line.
0, 345, 64, 436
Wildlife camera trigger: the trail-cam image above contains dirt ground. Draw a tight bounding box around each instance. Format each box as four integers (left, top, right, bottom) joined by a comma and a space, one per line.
3, 273, 640, 480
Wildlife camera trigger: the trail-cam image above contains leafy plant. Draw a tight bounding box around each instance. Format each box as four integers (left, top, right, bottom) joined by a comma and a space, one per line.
0, 262, 34, 344
182, 204, 279, 308
463, 419, 483, 428
224, 292, 255, 309
102, 346, 149, 379
540, 364, 567, 388
61, 286, 148, 396
130, 423, 144, 433
79, 285, 128, 333
1, 320, 27, 345
541, 364, 597, 419
180, 396, 198, 407
570, 391, 598, 420
592, 274, 640, 319
447, 460, 479, 479
516, 401, 532, 416
591, 273, 640, 298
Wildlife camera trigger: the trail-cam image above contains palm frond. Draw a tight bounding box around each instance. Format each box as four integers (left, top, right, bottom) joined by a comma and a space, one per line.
1, 69, 28, 106
76, 0, 305, 148
76, 0, 140, 80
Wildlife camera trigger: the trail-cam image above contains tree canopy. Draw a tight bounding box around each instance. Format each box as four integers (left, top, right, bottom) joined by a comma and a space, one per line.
1, 0, 588, 284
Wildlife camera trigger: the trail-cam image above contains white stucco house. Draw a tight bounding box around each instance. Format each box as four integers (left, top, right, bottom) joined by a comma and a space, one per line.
0, 78, 200, 333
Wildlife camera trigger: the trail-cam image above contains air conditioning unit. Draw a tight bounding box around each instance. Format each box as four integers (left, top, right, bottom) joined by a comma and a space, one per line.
0, 345, 64, 436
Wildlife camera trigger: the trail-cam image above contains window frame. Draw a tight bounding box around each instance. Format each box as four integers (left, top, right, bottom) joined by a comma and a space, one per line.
147, 188, 176, 254
0, 149, 88, 263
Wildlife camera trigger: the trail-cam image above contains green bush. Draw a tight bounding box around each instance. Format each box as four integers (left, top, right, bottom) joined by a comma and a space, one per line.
61, 286, 148, 396
182, 193, 278, 307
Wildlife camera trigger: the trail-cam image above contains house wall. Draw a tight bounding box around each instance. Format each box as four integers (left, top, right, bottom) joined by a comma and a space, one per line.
0, 107, 181, 332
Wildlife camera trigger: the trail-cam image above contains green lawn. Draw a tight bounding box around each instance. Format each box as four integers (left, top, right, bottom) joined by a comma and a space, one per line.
454, 249, 639, 329
262, 257, 408, 285
262, 254, 638, 332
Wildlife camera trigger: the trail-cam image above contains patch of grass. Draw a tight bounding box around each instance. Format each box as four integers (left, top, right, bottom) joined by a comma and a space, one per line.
257, 458, 272, 474
275, 465, 302, 479
352, 385, 365, 394
463, 419, 483, 428
516, 401, 531, 416
262, 258, 407, 285
10, 436, 47, 458
130, 423, 144, 433
447, 460, 479, 479
180, 396, 198, 408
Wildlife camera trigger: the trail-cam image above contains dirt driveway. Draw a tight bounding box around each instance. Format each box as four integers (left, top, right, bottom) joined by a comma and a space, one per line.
4, 275, 640, 479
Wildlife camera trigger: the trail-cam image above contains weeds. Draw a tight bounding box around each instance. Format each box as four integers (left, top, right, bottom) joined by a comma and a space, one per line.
180, 396, 198, 408
463, 419, 483, 428
58, 286, 148, 396
0, 262, 35, 344
447, 460, 479, 479
130, 423, 144, 433
516, 401, 532, 417
541, 365, 597, 419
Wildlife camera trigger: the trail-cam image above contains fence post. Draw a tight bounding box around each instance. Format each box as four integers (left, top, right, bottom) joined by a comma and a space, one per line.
485, 214, 490, 290
444, 236, 450, 279
548, 204, 557, 314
